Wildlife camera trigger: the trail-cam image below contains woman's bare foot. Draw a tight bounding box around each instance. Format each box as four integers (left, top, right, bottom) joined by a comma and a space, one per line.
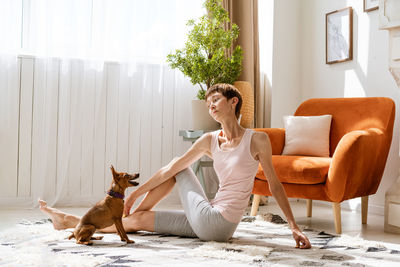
38, 199, 80, 230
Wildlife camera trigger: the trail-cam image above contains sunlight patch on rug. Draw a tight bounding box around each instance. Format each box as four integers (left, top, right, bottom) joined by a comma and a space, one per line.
189, 241, 273, 262
0, 220, 109, 267
329, 234, 386, 250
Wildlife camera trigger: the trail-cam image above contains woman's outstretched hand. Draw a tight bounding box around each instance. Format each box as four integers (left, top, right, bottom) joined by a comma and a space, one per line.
292, 228, 312, 249
123, 194, 136, 217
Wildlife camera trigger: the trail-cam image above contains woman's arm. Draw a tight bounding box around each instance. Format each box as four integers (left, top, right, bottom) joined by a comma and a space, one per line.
252, 131, 311, 249
123, 132, 212, 215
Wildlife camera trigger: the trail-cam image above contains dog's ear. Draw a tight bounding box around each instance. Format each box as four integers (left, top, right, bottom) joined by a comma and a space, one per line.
110, 165, 117, 178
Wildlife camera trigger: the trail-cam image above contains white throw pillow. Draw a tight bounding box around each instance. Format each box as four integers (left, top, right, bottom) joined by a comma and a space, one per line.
282, 115, 332, 157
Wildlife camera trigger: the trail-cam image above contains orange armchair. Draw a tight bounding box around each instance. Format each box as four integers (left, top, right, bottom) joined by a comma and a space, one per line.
251, 97, 395, 234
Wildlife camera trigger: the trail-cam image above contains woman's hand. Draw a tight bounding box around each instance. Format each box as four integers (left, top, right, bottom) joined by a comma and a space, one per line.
292, 228, 312, 249
123, 193, 136, 217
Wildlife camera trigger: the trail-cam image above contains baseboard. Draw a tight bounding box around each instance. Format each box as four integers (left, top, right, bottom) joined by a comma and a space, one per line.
0, 197, 35, 208
263, 198, 385, 216
0, 196, 105, 208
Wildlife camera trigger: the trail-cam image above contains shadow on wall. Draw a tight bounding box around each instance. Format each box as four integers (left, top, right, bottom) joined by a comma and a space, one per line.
351, 6, 400, 211
299, 0, 400, 213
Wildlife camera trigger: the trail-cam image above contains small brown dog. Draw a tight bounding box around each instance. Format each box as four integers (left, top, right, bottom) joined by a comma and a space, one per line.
68, 165, 139, 245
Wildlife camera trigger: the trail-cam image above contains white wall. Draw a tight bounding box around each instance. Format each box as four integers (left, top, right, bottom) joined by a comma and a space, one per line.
269, 0, 400, 215
270, 0, 302, 128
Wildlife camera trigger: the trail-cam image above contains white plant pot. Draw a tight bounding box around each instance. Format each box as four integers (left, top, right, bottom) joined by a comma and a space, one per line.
191, 99, 220, 130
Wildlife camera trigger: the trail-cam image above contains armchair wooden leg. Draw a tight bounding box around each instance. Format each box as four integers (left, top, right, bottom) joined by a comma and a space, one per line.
361, 196, 369, 224
307, 199, 312, 217
332, 202, 342, 234
251, 194, 261, 216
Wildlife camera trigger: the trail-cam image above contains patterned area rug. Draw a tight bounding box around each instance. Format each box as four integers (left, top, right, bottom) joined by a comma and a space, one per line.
0, 213, 399, 267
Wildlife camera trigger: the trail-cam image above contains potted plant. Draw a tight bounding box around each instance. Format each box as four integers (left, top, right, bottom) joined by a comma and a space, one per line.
167, 0, 243, 130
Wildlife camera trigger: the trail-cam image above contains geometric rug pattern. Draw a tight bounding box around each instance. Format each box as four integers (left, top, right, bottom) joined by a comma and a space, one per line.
1, 214, 399, 266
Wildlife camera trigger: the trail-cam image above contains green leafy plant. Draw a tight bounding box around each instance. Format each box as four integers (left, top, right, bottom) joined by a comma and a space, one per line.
166, 0, 243, 100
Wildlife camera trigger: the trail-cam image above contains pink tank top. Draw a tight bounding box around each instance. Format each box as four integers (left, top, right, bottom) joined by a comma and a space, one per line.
210, 128, 259, 223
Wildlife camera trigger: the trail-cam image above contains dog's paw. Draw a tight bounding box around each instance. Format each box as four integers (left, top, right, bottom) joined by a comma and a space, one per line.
77, 240, 93, 246
125, 239, 135, 244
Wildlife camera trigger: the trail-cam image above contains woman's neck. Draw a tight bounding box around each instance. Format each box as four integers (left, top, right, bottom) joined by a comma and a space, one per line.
220, 118, 245, 141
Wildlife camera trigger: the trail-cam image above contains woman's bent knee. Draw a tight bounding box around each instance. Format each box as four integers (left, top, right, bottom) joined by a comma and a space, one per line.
175, 168, 196, 183
176, 167, 193, 177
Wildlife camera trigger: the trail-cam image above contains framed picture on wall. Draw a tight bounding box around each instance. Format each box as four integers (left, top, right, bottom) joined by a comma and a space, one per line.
364, 0, 379, 12
326, 7, 353, 64
379, 0, 400, 29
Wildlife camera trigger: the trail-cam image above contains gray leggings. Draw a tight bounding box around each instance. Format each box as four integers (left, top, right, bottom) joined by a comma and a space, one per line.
154, 168, 238, 242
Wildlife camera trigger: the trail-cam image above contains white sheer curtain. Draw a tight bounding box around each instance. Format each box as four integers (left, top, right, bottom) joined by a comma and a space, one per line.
0, 0, 203, 207
21, 0, 199, 62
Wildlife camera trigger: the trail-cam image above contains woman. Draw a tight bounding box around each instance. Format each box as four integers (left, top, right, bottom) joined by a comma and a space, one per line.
39, 83, 311, 248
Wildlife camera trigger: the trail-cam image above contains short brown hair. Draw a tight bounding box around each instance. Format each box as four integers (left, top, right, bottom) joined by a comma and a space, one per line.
205, 83, 242, 119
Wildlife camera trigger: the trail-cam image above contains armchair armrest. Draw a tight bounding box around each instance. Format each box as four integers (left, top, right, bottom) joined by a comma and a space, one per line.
325, 128, 385, 202
253, 128, 285, 155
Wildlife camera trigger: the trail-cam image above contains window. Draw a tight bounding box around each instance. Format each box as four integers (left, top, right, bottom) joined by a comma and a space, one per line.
0, 0, 204, 62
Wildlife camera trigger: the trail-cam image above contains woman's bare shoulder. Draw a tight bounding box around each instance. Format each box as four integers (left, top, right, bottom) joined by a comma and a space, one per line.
192, 131, 214, 151
200, 131, 214, 142
250, 131, 271, 159
251, 130, 269, 144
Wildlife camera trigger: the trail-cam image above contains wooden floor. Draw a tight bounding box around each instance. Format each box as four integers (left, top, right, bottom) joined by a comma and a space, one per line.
1, 200, 399, 246
258, 200, 400, 245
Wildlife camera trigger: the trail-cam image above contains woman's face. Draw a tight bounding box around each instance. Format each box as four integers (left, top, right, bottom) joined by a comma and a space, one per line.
206, 92, 236, 122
